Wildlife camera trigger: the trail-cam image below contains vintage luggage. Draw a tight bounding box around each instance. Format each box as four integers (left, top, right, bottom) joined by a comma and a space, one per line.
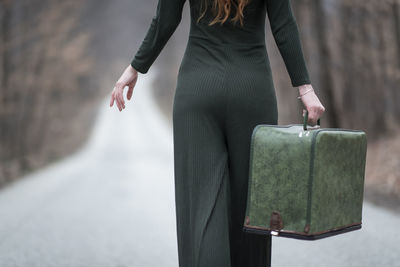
243, 111, 367, 240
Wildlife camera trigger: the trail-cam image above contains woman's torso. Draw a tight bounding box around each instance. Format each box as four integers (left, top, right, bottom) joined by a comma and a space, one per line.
177, 0, 274, 97
174, 0, 277, 118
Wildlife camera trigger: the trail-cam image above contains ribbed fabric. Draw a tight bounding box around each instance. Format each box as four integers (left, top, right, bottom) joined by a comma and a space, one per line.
130, 0, 311, 266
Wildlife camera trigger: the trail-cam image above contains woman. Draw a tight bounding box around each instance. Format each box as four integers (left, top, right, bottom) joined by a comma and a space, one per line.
110, 0, 325, 266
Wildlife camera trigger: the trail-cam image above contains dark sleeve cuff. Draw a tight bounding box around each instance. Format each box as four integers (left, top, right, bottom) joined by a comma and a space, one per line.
291, 78, 312, 88
130, 59, 149, 74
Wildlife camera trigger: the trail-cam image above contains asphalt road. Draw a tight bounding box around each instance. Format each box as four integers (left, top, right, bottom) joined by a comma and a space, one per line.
0, 73, 399, 267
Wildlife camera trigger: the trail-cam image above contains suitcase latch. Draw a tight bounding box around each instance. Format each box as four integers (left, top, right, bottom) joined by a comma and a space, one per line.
269, 211, 283, 230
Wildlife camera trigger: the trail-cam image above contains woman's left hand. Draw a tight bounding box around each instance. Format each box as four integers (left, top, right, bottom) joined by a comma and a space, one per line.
110, 64, 138, 111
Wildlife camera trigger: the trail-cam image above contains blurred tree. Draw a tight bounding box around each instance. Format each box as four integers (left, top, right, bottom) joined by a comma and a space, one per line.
271, 0, 400, 139
0, 0, 98, 186
268, 0, 400, 200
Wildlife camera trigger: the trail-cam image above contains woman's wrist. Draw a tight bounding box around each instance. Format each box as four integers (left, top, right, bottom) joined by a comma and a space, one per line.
298, 84, 312, 94
128, 64, 138, 73
297, 84, 313, 99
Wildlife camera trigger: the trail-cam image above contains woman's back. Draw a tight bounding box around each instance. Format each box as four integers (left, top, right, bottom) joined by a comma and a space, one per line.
131, 0, 311, 88
128, 0, 312, 266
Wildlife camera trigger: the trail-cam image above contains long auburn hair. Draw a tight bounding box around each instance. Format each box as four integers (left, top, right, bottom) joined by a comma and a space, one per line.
197, 0, 251, 27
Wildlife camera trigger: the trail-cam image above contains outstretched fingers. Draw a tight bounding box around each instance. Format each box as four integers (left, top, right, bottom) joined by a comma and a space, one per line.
110, 91, 115, 107
127, 85, 134, 100
112, 83, 126, 111
118, 89, 125, 109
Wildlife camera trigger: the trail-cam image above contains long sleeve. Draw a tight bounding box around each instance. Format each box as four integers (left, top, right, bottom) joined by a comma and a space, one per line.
130, 0, 187, 74
266, 0, 311, 87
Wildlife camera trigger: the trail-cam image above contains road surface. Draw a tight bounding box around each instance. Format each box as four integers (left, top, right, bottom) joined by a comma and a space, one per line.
0, 72, 399, 267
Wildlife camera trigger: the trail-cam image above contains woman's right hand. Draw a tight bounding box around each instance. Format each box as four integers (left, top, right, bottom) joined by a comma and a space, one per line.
298, 84, 325, 126
110, 64, 138, 111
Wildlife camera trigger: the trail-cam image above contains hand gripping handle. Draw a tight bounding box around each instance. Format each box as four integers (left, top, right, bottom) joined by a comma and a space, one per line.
303, 110, 321, 131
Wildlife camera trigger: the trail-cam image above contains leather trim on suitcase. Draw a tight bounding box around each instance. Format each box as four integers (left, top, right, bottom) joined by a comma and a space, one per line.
243, 222, 362, 240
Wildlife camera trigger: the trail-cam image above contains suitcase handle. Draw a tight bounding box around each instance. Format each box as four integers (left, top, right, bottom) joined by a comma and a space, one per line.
303, 110, 321, 131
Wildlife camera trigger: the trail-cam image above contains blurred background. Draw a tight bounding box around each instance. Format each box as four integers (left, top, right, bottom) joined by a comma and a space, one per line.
0, 0, 399, 266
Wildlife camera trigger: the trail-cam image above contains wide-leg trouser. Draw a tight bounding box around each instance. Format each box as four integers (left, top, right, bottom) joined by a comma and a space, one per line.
172, 42, 278, 267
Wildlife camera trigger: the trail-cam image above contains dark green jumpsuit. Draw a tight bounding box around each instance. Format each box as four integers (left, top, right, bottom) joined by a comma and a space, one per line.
130, 0, 311, 266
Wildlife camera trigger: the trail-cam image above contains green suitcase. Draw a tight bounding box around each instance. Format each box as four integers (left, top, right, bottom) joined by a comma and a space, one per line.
243, 111, 368, 240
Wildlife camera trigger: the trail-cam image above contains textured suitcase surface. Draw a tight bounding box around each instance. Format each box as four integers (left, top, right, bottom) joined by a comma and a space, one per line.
243, 123, 367, 240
